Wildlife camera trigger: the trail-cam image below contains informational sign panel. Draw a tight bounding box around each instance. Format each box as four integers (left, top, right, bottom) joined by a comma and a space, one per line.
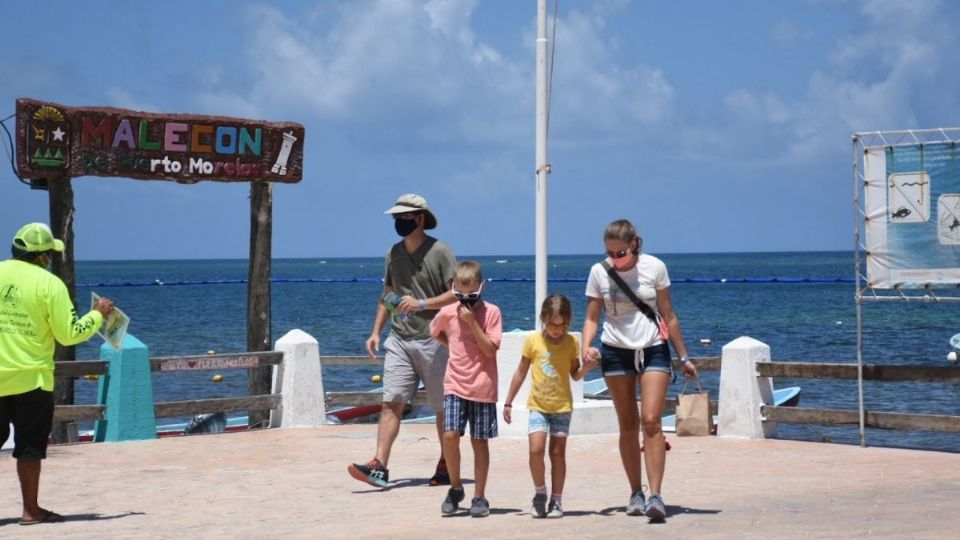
15, 98, 304, 183
863, 142, 960, 288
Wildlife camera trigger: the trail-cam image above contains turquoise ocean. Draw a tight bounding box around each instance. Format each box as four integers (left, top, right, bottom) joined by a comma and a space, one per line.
68, 252, 959, 452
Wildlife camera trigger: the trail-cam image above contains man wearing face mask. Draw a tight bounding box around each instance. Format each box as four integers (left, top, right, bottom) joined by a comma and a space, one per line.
0, 223, 115, 525
348, 194, 457, 489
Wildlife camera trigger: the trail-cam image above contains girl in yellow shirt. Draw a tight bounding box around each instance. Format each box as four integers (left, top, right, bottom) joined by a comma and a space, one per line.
503, 294, 596, 518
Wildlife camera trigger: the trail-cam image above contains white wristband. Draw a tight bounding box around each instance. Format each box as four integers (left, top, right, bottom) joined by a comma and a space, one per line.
680, 355, 690, 364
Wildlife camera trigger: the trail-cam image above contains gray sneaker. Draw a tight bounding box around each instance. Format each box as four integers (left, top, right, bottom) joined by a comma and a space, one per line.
531, 493, 548, 518
470, 496, 490, 518
645, 493, 666, 520
547, 499, 563, 518
441, 487, 465, 515
626, 490, 646, 516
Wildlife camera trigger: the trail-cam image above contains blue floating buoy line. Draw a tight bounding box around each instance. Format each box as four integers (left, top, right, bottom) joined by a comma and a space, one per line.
76, 276, 855, 288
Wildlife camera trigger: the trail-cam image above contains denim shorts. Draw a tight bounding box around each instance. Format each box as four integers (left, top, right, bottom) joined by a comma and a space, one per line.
443, 394, 498, 439
600, 341, 672, 376
528, 410, 571, 437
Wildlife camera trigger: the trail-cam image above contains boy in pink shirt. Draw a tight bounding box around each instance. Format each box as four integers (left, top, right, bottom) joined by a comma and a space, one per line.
429, 260, 502, 517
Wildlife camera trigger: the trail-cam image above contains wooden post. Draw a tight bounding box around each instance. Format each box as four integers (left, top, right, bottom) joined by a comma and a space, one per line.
247, 180, 273, 428
48, 177, 78, 443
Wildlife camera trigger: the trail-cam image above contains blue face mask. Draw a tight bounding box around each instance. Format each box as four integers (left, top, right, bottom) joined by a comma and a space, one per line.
394, 218, 418, 237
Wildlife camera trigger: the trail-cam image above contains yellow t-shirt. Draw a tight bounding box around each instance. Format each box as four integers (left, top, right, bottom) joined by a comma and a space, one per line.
0, 259, 103, 396
521, 332, 580, 413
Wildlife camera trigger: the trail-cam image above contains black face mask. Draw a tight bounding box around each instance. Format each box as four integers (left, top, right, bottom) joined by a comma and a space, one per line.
394, 218, 418, 237
459, 297, 480, 308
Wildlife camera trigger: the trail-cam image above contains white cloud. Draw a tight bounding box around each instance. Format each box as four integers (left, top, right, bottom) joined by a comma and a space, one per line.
717, 0, 951, 163
770, 19, 813, 46
192, 0, 674, 147
549, 7, 675, 137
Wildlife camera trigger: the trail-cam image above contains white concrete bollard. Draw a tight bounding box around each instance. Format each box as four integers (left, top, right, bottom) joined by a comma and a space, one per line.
271, 329, 326, 428
717, 336, 776, 439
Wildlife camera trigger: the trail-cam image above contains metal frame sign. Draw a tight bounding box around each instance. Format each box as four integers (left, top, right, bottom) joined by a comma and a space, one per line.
15, 98, 304, 183
863, 141, 960, 288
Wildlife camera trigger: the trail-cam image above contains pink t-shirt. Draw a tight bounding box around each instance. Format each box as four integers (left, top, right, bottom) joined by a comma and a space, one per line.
429, 301, 503, 403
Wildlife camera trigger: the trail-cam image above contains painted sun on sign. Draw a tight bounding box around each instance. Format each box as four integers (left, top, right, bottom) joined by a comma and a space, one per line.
27, 105, 69, 169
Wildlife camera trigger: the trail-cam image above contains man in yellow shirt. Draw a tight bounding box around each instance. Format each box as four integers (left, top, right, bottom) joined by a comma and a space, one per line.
0, 223, 114, 525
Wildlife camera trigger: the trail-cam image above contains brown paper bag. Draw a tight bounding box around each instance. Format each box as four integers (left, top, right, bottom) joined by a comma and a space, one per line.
676, 380, 713, 437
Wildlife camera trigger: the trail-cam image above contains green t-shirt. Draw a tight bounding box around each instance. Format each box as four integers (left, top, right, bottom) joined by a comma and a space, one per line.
384, 236, 456, 340
0, 259, 104, 396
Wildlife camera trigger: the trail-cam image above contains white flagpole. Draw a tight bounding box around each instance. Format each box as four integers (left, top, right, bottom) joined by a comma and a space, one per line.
534, 0, 549, 329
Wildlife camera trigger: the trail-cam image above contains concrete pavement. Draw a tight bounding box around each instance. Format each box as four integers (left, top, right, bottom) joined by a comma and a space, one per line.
1, 425, 958, 539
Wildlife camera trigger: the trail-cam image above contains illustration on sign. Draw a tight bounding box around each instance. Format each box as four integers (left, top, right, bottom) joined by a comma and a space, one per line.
26, 105, 70, 169
888, 172, 929, 223
938, 194, 960, 245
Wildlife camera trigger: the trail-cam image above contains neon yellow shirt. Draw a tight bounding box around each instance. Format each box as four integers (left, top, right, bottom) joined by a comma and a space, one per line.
521, 332, 580, 413
0, 259, 103, 396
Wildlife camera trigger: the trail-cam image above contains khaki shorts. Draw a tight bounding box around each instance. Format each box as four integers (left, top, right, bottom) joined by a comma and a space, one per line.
382, 335, 448, 413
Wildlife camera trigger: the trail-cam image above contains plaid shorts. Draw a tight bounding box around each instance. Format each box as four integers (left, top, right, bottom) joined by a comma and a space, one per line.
443, 394, 498, 440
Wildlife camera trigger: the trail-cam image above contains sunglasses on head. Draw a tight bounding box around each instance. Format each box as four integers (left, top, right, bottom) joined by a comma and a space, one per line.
452, 282, 483, 300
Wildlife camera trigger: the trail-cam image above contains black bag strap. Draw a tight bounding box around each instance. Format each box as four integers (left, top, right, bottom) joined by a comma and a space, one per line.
601, 260, 658, 323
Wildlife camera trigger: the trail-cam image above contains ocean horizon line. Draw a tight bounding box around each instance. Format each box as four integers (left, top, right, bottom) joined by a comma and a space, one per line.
75, 248, 852, 264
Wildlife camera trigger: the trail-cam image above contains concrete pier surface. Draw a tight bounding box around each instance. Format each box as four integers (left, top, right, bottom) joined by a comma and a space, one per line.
1, 425, 957, 539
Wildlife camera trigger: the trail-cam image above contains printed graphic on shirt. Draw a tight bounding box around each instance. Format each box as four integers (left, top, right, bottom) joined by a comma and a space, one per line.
605, 286, 635, 317
539, 349, 558, 378
534, 349, 566, 403
1, 284, 22, 308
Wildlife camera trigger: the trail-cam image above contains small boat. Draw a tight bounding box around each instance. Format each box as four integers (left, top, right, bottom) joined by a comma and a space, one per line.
325, 382, 428, 424
661, 386, 801, 433
582, 378, 609, 398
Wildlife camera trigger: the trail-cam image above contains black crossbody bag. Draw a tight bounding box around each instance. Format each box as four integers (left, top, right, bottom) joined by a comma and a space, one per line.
601, 261, 669, 339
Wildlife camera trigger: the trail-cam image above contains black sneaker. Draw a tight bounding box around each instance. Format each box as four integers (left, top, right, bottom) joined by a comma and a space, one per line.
347, 458, 390, 488
547, 499, 563, 518
441, 487, 465, 515
470, 496, 490, 518
531, 493, 548, 518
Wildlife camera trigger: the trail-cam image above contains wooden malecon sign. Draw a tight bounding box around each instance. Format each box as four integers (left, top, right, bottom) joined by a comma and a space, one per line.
15, 98, 304, 183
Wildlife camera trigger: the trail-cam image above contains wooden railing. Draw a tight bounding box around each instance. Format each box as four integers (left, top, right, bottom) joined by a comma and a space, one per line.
755, 361, 960, 433
53, 351, 284, 425
583, 357, 960, 433
322, 356, 433, 408
56, 353, 960, 435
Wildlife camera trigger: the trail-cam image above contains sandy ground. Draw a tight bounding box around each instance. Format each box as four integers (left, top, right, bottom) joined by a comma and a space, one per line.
1, 425, 958, 539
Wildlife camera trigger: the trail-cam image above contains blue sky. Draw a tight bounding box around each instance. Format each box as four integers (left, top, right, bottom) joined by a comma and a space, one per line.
2, 0, 959, 260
